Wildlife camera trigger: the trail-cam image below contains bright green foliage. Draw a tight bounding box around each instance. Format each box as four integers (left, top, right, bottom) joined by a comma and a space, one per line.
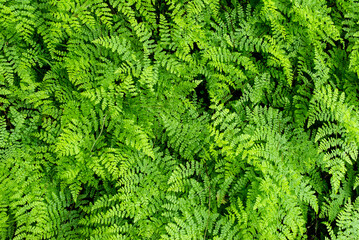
2, 0, 359, 239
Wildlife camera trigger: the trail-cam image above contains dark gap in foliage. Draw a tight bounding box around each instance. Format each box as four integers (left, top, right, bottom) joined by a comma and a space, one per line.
251, 51, 264, 62
3, 109, 13, 131
190, 42, 200, 55
194, 76, 211, 111
305, 208, 320, 239
34, 63, 51, 83
155, 0, 170, 17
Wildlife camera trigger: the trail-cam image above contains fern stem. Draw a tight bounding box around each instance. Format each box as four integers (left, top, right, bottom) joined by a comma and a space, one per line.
90, 114, 107, 154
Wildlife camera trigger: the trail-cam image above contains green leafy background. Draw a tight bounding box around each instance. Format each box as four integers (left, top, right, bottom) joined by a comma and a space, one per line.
1, 0, 359, 239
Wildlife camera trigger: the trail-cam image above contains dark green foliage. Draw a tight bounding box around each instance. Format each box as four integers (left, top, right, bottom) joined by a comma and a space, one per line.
1, 0, 359, 239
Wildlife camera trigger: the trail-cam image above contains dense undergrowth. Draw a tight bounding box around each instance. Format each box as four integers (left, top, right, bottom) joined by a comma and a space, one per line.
1, 0, 359, 239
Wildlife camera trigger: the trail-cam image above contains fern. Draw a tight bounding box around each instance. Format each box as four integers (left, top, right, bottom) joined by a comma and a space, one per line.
2, 0, 359, 239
